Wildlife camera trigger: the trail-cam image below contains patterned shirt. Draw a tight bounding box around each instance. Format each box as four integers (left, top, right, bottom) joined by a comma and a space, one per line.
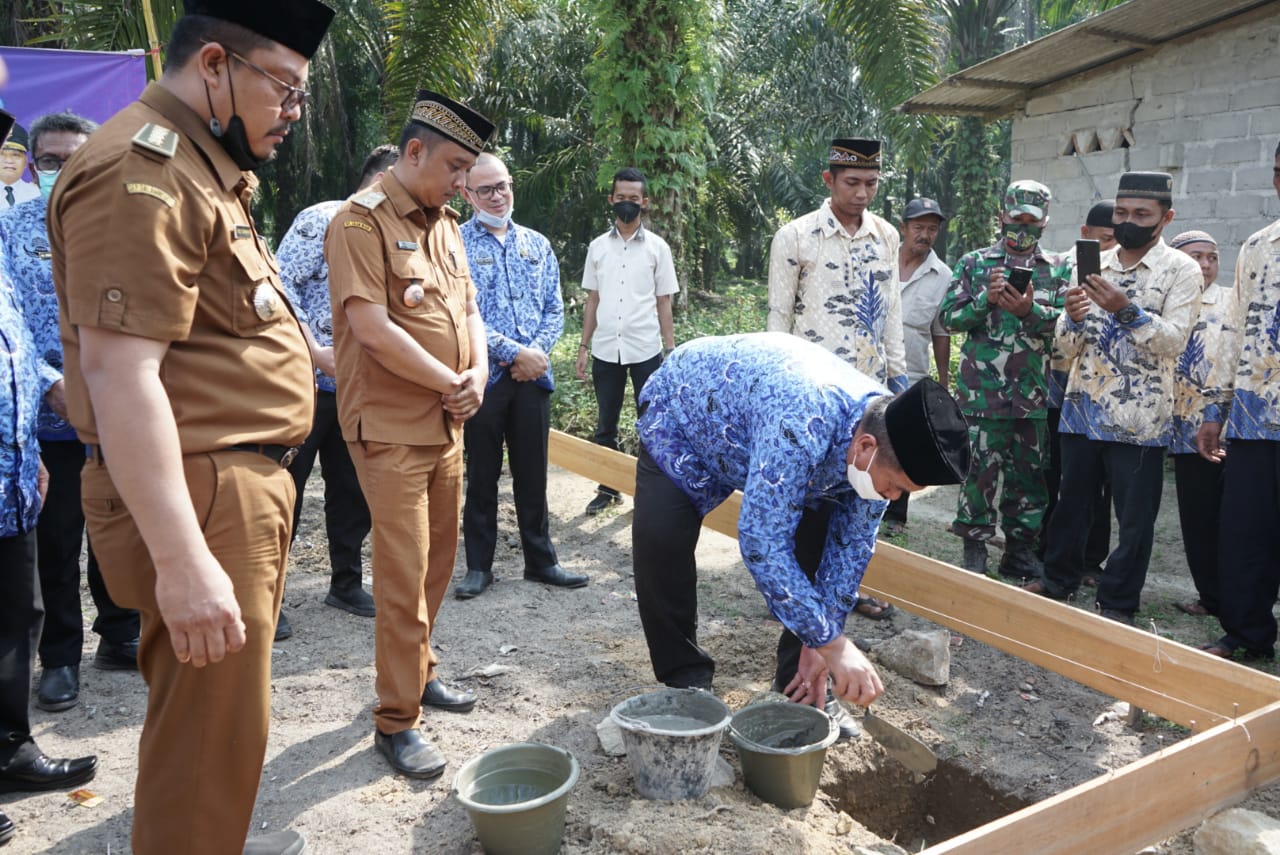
767, 200, 907, 393
461, 216, 564, 391
1056, 239, 1202, 446
1170, 282, 1230, 454
0, 197, 76, 440
582, 223, 679, 364
637, 332, 890, 649
939, 241, 1069, 420
0, 267, 50, 537
1203, 219, 1280, 440
900, 249, 953, 384
277, 199, 343, 393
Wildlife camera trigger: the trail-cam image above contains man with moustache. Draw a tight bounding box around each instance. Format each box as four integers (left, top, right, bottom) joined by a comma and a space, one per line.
326, 90, 492, 779
455, 152, 585, 598
47, 2, 334, 852
0, 124, 37, 209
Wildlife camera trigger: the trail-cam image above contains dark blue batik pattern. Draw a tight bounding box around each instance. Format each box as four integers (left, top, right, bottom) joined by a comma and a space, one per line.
0, 260, 49, 537
277, 200, 343, 393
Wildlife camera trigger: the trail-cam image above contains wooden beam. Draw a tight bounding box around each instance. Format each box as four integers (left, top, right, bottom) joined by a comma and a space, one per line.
548, 430, 1280, 728
923, 699, 1280, 854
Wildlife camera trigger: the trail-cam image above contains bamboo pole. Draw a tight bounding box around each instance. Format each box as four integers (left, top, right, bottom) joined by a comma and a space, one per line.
140, 0, 163, 80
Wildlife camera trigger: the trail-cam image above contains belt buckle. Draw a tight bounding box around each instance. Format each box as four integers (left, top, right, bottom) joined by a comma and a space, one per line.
279, 446, 299, 468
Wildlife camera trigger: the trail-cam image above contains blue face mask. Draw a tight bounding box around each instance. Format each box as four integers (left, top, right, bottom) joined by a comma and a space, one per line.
474, 207, 511, 230
36, 170, 59, 199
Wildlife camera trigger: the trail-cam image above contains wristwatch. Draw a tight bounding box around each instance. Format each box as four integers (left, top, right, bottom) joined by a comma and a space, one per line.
1114, 304, 1140, 325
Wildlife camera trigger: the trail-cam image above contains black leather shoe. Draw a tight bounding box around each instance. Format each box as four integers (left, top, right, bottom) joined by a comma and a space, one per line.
242, 829, 307, 855
524, 564, 588, 589
0, 809, 14, 847
374, 728, 447, 779
36, 665, 79, 712
94, 638, 139, 671
585, 491, 622, 515
455, 569, 493, 600
421, 678, 476, 713
325, 585, 376, 617
274, 611, 293, 642
825, 694, 861, 742
0, 750, 97, 793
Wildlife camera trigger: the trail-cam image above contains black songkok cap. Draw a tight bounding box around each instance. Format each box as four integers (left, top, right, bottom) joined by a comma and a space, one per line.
0, 113, 14, 151
829, 138, 881, 170
1085, 199, 1115, 228
884, 378, 970, 487
1, 122, 27, 152
183, 0, 336, 59
1117, 172, 1173, 203
408, 89, 495, 156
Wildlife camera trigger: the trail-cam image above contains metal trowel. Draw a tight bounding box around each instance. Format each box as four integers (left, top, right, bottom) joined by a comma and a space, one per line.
861, 707, 937, 776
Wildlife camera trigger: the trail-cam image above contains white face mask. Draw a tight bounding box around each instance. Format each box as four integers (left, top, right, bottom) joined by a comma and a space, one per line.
847, 447, 883, 501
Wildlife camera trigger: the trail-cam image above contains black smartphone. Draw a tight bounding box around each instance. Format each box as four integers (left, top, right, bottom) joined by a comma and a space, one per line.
1007, 266, 1033, 291
1076, 239, 1101, 286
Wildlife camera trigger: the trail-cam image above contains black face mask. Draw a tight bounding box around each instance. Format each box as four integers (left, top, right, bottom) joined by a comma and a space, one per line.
612, 200, 641, 224
1113, 220, 1159, 250
205, 71, 266, 172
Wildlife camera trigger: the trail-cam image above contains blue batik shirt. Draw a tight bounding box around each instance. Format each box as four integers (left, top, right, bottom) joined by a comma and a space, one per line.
461, 216, 564, 391
0, 263, 51, 537
0, 196, 75, 441
637, 331, 891, 649
277, 200, 343, 393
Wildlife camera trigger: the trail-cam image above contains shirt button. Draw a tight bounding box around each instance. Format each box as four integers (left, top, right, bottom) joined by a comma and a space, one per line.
106, 288, 123, 303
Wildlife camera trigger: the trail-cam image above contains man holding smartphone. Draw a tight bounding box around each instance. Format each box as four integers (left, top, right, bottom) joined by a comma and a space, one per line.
1028, 172, 1201, 624
940, 180, 1070, 578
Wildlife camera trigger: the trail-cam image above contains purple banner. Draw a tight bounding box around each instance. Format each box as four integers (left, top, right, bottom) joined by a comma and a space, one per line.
0, 46, 147, 133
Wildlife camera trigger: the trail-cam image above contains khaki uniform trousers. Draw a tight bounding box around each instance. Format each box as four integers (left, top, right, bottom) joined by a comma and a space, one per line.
348, 438, 462, 734
81, 450, 294, 855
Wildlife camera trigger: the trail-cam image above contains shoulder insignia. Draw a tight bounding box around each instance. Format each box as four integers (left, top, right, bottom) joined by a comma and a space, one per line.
131, 123, 179, 159
125, 181, 176, 208
442, 204, 460, 219
343, 219, 373, 232
350, 190, 386, 211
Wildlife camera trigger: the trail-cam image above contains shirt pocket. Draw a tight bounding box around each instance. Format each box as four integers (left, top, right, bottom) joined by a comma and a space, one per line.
388, 251, 438, 315
230, 240, 286, 336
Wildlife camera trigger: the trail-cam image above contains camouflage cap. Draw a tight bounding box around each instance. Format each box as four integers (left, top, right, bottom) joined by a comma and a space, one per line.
1003, 179, 1051, 220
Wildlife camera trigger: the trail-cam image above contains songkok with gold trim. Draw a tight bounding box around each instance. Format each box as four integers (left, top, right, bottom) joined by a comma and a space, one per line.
1117, 171, 1174, 204
408, 90, 495, 156
829, 138, 881, 170
2, 122, 26, 154
182, 0, 336, 59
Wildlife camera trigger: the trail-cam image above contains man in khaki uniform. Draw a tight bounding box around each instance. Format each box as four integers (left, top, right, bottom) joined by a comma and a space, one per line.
327, 90, 493, 779
47, 3, 333, 854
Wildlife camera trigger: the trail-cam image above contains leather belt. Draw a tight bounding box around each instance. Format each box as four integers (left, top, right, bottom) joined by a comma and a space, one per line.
86, 443, 299, 468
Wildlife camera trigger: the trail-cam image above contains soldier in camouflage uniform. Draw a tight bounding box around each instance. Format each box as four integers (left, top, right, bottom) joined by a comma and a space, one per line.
940, 180, 1070, 577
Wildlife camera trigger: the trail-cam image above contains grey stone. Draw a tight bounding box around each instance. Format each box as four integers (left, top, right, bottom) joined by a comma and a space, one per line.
708, 755, 735, 789
873, 630, 951, 686
1194, 808, 1280, 855
596, 715, 626, 756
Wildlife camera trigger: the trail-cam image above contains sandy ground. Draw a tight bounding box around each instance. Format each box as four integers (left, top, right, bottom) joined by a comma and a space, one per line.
4, 462, 1278, 854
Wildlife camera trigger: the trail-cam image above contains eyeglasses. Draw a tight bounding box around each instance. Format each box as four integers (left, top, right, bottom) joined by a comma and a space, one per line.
33, 155, 68, 174
221, 46, 310, 111
467, 180, 513, 200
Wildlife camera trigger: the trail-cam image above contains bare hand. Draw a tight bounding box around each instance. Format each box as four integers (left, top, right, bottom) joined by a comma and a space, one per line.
37, 459, 49, 506
154, 550, 246, 668
313, 345, 336, 379
509, 347, 550, 383
1065, 287, 1090, 323
783, 646, 831, 708
1196, 421, 1226, 464
997, 282, 1035, 318
44, 378, 68, 420
985, 270, 1007, 306
817, 634, 883, 707
575, 348, 590, 382
443, 367, 485, 423
1083, 273, 1132, 314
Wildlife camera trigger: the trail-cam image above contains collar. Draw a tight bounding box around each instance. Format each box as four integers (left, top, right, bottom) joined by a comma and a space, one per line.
139, 83, 253, 195
609, 222, 646, 241
1106, 236, 1172, 273
903, 249, 949, 283
381, 168, 438, 226
466, 214, 518, 238
817, 198, 873, 240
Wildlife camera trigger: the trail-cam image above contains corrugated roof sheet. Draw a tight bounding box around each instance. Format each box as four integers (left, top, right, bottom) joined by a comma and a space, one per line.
897, 0, 1279, 119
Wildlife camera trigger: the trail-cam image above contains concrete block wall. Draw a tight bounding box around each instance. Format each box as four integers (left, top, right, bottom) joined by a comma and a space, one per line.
1007, 14, 1280, 275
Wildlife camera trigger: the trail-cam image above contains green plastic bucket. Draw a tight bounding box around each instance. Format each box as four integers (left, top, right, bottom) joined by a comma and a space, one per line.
452, 742, 580, 855
729, 701, 839, 808
610, 688, 732, 800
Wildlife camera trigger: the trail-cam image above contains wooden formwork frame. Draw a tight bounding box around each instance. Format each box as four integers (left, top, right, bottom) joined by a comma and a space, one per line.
548, 430, 1280, 854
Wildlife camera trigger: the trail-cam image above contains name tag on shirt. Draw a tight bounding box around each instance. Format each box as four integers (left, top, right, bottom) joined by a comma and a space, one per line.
474, 255, 495, 266
397, 240, 419, 251
233, 224, 253, 240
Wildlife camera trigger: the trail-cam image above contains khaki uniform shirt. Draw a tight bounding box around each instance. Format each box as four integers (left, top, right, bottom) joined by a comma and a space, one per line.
326, 170, 475, 446
48, 83, 313, 452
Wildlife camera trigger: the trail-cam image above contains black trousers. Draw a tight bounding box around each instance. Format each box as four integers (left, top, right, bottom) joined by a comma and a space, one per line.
0, 529, 39, 767
633, 444, 833, 690
1173, 452, 1223, 613
590, 353, 662, 496
1215, 441, 1280, 654
38, 439, 137, 667
463, 374, 557, 574
288, 390, 371, 591
1040, 407, 1111, 570
1043, 435, 1165, 613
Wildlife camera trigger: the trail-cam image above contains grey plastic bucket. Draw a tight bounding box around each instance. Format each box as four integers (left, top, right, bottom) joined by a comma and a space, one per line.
452, 742, 580, 855
729, 701, 839, 808
610, 688, 732, 800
